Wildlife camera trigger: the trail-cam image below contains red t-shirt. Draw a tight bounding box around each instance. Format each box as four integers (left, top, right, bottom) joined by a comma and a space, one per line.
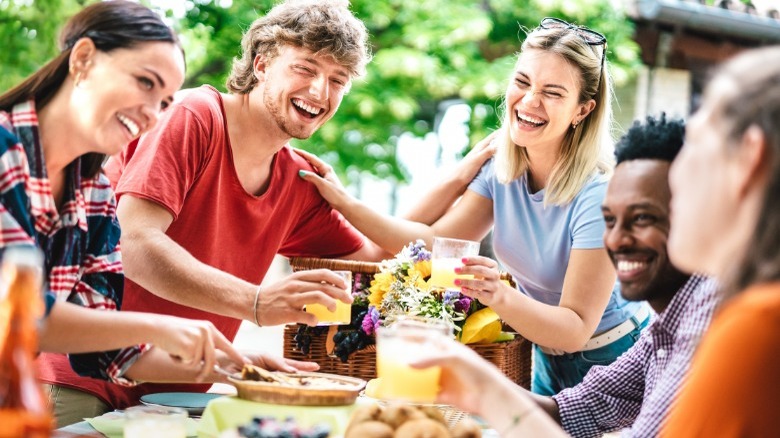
37, 85, 364, 408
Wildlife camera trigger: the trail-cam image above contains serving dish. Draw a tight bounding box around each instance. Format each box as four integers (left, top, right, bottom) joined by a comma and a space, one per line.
228, 370, 366, 406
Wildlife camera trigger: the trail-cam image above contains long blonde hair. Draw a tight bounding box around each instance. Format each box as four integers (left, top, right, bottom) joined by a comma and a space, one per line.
495, 26, 614, 206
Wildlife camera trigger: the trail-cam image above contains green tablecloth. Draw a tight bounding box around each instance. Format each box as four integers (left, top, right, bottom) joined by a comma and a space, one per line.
197, 396, 369, 438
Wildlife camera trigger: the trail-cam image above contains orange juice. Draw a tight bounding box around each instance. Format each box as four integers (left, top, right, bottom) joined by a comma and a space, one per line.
305, 270, 352, 325
429, 257, 473, 290
305, 300, 352, 325
375, 316, 453, 404
376, 347, 441, 403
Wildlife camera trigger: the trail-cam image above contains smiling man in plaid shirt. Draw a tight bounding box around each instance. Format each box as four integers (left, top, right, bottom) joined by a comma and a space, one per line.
517, 114, 720, 437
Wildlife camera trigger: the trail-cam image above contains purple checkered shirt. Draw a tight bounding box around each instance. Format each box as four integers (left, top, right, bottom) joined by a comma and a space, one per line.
552, 275, 718, 438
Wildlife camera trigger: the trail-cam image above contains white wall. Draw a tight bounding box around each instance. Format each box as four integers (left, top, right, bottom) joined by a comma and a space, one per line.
634, 65, 692, 120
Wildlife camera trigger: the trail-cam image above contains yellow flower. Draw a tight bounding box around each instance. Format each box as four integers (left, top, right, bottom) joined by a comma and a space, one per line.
414, 260, 431, 278
403, 260, 431, 290
368, 271, 393, 308
413, 277, 427, 290
412, 260, 431, 279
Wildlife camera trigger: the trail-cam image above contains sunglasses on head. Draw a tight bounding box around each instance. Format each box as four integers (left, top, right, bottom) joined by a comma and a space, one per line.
538, 17, 607, 81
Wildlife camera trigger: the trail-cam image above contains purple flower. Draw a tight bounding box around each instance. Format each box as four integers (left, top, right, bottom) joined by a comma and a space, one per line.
361, 306, 381, 335
454, 296, 472, 313
443, 290, 460, 306
351, 273, 370, 302
352, 273, 363, 294
408, 239, 432, 263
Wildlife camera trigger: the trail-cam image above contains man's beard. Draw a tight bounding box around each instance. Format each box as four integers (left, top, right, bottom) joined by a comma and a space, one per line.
263, 85, 315, 140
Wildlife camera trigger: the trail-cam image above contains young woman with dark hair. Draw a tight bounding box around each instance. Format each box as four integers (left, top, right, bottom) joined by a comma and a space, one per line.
0, 1, 306, 426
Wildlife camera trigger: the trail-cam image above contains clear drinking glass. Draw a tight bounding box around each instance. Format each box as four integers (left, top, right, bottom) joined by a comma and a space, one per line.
375, 316, 454, 404
428, 237, 480, 290
305, 270, 353, 325
124, 405, 187, 438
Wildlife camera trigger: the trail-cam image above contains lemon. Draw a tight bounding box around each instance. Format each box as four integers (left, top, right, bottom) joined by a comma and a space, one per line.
365, 377, 383, 398
460, 307, 502, 344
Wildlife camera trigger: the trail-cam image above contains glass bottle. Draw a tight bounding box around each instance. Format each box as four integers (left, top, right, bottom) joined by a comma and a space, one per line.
0, 247, 52, 437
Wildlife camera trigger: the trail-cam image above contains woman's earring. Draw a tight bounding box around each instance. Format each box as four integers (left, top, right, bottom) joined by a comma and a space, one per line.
572, 120, 579, 129
74, 71, 83, 88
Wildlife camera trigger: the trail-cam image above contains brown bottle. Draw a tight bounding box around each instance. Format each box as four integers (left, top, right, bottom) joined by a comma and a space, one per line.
0, 247, 52, 437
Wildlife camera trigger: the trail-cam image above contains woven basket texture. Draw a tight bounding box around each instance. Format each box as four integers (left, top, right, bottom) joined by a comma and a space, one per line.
286, 257, 532, 390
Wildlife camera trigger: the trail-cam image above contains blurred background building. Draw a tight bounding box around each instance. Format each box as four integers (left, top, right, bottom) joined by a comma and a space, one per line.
624, 0, 780, 119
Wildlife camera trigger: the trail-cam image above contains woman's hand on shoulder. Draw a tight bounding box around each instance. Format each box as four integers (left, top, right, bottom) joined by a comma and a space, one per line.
294, 148, 351, 210
452, 130, 499, 184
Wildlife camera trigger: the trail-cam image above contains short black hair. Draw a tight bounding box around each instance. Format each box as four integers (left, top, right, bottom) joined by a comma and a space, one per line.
615, 113, 685, 165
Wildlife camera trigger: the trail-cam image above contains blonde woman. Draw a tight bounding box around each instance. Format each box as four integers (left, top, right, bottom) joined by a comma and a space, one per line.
298, 18, 646, 394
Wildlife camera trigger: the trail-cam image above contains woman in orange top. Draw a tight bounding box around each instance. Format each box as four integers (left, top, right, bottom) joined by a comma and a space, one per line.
662, 45, 780, 436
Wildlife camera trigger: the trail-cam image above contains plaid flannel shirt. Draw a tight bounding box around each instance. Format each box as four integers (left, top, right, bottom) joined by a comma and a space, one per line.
553, 275, 719, 437
0, 100, 149, 386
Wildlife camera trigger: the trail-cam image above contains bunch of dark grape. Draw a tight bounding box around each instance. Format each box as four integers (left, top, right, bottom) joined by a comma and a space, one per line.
293, 309, 376, 361
293, 325, 328, 355
237, 416, 330, 438
331, 329, 372, 363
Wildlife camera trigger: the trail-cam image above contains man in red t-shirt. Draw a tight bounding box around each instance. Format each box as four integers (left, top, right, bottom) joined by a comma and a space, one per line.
38, 0, 390, 416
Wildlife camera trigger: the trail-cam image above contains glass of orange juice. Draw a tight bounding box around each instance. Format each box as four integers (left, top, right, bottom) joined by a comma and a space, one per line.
428, 237, 480, 290
376, 316, 454, 403
305, 270, 352, 325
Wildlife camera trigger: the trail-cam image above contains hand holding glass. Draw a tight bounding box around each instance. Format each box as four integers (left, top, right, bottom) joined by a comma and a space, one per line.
376, 317, 453, 403
305, 270, 352, 325
429, 237, 480, 290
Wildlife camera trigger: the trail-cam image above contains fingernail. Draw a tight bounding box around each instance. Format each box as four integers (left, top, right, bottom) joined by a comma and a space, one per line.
454, 279, 461, 286
298, 169, 307, 178
454, 267, 462, 273
461, 257, 468, 263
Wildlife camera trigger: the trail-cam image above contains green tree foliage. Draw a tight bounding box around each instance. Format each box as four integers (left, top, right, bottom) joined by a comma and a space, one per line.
2, 0, 640, 186
0, 0, 86, 91
174, 0, 640, 184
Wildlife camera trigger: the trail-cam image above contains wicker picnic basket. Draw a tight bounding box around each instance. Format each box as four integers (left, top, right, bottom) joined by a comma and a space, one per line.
284, 257, 533, 390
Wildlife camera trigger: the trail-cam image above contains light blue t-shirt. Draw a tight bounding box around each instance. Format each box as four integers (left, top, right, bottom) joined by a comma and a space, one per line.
468, 159, 639, 333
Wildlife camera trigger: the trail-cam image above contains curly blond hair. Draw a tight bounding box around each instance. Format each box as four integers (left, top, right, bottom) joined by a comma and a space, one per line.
226, 0, 371, 94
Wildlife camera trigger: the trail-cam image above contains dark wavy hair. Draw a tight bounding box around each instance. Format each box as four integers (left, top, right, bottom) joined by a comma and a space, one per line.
615, 113, 685, 165
0, 0, 181, 179
712, 46, 780, 298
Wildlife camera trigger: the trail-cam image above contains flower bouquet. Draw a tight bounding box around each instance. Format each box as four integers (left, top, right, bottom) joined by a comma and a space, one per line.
294, 240, 511, 363
286, 241, 531, 388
